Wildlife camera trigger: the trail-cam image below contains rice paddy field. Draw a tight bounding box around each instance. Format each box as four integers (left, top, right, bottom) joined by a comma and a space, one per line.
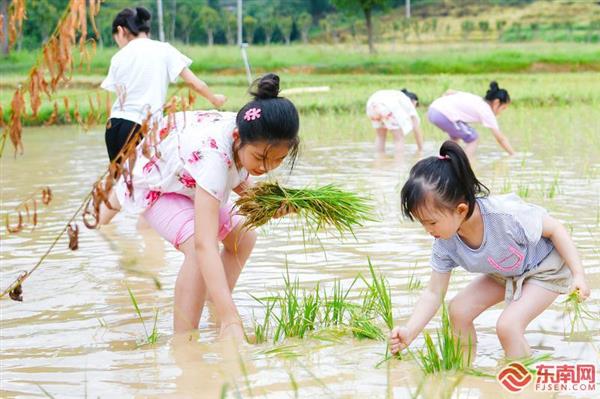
1, 67, 600, 396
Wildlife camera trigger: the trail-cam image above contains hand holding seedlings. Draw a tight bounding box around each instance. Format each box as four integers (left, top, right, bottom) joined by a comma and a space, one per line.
389, 326, 413, 354
571, 276, 590, 300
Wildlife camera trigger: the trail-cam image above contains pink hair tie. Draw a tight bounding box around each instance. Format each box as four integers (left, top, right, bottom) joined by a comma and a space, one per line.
243, 107, 261, 121
437, 155, 450, 160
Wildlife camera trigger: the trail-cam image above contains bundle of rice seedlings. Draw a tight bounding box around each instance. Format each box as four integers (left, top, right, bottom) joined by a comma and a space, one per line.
235, 182, 374, 237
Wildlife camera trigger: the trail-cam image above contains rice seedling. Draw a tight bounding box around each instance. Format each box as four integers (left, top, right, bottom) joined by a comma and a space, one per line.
501, 178, 512, 194
288, 370, 299, 399
517, 183, 530, 198
413, 307, 471, 374
363, 258, 394, 330
545, 174, 560, 199
237, 354, 254, 398
407, 273, 423, 292
127, 286, 159, 345
322, 278, 355, 327
350, 310, 385, 340
251, 299, 275, 344
260, 343, 303, 359
561, 289, 598, 339
235, 182, 374, 238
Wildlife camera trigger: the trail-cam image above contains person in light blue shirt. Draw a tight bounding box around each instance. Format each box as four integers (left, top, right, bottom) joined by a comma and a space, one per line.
389, 141, 590, 360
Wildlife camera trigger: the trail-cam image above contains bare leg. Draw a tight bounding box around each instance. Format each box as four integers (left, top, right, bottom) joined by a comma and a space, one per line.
98, 190, 121, 226
390, 129, 405, 160
173, 238, 207, 333
448, 275, 505, 360
374, 127, 387, 155
464, 138, 480, 159
496, 282, 559, 359
220, 223, 257, 290
173, 223, 256, 333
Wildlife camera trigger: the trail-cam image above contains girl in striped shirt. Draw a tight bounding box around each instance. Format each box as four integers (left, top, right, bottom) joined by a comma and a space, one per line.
390, 141, 590, 359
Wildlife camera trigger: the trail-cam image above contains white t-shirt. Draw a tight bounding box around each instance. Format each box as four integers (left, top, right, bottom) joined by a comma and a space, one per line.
115, 111, 249, 213
101, 38, 192, 124
366, 90, 419, 134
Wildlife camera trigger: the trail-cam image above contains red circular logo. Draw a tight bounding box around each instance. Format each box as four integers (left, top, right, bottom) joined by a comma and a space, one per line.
497, 362, 533, 393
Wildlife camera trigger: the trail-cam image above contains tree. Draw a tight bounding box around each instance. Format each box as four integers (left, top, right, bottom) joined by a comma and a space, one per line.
278, 15, 294, 45
479, 20, 490, 36
461, 20, 475, 40
331, 0, 391, 54
199, 6, 220, 46
297, 12, 312, 44
400, 17, 410, 42
177, 3, 200, 44
243, 15, 257, 44
222, 8, 237, 45
260, 9, 276, 45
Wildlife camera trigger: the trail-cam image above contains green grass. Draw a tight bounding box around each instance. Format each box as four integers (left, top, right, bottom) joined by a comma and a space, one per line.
1, 42, 599, 76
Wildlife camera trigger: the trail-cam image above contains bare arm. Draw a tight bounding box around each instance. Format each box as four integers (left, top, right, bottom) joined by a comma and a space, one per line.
490, 128, 515, 155
411, 115, 424, 152
542, 215, 590, 299
179, 68, 227, 108
194, 187, 242, 333
390, 270, 451, 352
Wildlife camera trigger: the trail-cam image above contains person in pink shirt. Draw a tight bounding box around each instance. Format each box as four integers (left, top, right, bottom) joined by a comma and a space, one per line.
427, 81, 515, 158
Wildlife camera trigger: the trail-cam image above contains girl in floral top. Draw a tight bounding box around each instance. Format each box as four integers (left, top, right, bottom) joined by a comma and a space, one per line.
100, 74, 299, 340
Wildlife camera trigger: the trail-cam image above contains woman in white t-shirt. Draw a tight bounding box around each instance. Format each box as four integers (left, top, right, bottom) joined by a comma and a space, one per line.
101, 7, 226, 163
366, 89, 424, 158
99, 74, 300, 340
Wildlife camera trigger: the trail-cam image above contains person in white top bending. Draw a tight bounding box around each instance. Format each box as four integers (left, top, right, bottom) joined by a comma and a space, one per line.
366, 88, 424, 159
101, 7, 226, 163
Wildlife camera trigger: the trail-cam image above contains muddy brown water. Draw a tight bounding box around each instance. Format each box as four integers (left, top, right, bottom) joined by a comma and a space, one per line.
1, 116, 598, 398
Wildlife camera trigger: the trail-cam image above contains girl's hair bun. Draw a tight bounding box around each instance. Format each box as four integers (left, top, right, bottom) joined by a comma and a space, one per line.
135, 7, 151, 23
488, 81, 499, 93
251, 73, 280, 100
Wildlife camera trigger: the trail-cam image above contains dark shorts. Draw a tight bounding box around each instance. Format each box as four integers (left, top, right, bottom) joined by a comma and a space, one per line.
427, 107, 479, 143
104, 118, 142, 162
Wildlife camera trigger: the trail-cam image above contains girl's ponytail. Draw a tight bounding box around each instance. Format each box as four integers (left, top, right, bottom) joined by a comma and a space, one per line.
439, 141, 488, 218
401, 141, 489, 220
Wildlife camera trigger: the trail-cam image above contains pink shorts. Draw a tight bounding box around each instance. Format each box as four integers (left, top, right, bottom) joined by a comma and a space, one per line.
142, 193, 242, 248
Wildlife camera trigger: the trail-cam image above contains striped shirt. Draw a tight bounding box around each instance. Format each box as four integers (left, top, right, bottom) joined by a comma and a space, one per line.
431, 194, 554, 277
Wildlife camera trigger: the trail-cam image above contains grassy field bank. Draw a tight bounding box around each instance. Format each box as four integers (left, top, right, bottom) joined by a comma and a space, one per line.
1, 42, 599, 76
